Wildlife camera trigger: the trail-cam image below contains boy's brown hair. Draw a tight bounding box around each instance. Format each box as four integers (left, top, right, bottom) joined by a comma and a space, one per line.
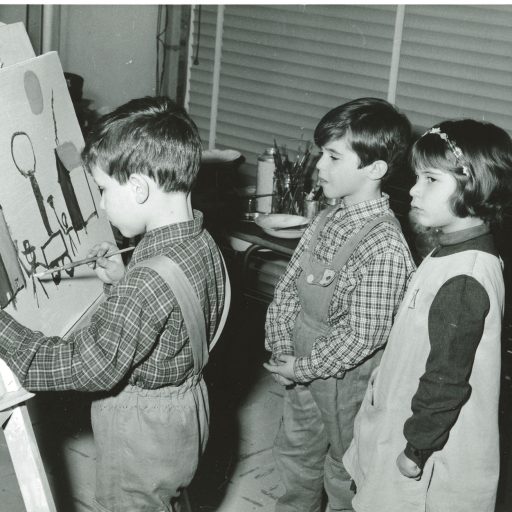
314, 97, 412, 181
82, 96, 202, 193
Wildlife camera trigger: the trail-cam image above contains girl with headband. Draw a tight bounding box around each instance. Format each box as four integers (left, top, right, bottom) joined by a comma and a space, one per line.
343, 119, 512, 512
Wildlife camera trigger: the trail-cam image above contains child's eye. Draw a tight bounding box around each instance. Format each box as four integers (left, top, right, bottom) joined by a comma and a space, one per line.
414, 174, 435, 183
329, 155, 339, 161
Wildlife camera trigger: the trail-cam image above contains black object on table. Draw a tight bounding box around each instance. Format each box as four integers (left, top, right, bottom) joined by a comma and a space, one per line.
228, 220, 299, 257
222, 220, 299, 304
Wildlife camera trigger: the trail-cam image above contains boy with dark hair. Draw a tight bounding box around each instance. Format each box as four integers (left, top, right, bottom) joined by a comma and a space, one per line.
264, 97, 416, 512
0, 96, 226, 512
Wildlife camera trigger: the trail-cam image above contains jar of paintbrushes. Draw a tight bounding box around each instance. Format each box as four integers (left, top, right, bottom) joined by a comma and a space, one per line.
271, 139, 315, 216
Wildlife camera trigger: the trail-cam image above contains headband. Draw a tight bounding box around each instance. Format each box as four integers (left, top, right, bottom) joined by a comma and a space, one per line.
422, 127, 470, 176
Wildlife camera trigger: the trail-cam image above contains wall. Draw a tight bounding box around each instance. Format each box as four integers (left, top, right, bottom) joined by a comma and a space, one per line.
0, 5, 161, 113
0, 4, 26, 25
58, 5, 159, 113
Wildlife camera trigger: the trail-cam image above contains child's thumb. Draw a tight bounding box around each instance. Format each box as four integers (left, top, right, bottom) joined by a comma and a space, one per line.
95, 256, 111, 269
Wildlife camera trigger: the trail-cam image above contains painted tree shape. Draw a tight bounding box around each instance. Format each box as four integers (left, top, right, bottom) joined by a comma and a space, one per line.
51, 90, 90, 233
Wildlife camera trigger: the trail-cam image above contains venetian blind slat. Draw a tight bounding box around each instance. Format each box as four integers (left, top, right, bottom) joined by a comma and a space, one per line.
397, 5, 512, 132
214, 4, 396, 170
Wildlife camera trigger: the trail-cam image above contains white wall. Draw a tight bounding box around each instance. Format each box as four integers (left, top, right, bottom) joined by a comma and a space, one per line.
0, 5, 161, 113
59, 5, 160, 113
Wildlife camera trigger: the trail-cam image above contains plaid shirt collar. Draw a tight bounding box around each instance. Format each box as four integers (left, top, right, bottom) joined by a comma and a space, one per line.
329, 192, 391, 225
130, 209, 204, 266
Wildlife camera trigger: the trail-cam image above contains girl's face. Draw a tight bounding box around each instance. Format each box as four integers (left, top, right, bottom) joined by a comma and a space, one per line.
410, 167, 471, 233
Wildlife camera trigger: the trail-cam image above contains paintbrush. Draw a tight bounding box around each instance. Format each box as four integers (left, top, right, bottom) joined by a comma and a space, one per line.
34, 247, 135, 278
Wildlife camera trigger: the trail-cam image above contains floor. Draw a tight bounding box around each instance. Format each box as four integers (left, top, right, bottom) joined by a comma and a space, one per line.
0, 303, 284, 512
187, 303, 285, 512
1, 300, 512, 512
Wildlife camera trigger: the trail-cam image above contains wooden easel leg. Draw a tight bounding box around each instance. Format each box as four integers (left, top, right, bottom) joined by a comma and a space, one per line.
3, 404, 57, 512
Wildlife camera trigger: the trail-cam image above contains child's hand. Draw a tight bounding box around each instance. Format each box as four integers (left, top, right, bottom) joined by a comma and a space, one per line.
396, 451, 422, 480
88, 242, 126, 284
263, 355, 296, 384
263, 356, 295, 386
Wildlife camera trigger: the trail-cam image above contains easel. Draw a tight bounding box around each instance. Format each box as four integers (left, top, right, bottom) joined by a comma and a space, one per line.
0, 359, 57, 511
0, 20, 105, 512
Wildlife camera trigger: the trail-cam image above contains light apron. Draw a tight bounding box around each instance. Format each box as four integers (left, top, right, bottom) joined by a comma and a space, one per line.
343, 250, 504, 512
274, 210, 399, 512
92, 256, 210, 512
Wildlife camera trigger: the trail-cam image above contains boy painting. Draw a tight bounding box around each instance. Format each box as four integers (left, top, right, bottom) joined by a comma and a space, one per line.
264, 98, 416, 512
0, 96, 226, 512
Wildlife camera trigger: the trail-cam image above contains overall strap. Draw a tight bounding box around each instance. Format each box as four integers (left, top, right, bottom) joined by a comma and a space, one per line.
132, 256, 208, 375
306, 206, 336, 251
298, 206, 335, 269
330, 214, 401, 270
210, 253, 231, 352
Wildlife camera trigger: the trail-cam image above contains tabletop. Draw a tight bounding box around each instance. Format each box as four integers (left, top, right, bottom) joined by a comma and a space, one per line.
227, 220, 299, 257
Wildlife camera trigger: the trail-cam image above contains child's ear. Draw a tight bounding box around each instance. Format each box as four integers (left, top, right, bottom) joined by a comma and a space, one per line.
128, 174, 150, 204
366, 160, 388, 181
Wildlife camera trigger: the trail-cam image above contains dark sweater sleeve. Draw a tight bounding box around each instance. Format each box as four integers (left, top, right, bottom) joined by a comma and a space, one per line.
403, 275, 490, 468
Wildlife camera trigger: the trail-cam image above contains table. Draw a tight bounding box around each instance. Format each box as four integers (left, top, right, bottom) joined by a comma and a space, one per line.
227, 220, 299, 257
223, 221, 299, 304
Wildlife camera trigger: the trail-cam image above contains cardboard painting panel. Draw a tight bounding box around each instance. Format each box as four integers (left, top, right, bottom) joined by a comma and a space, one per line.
0, 22, 35, 67
0, 51, 115, 336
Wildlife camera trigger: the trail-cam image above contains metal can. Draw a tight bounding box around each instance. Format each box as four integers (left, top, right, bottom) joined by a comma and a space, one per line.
303, 199, 319, 220
320, 196, 342, 210
256, 148, 276, 213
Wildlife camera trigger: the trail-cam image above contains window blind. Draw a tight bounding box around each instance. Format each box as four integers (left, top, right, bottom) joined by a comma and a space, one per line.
187, 4, 512, 172
396, 5, 512, 132
187, 4, 397, 170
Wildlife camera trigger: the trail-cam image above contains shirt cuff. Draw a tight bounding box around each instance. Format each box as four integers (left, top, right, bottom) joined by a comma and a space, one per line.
0, 310, 28, 359
294, 356, 316, 383
404, 442, 433, 470
0, 311, 11, 359
265, 336, 295, 356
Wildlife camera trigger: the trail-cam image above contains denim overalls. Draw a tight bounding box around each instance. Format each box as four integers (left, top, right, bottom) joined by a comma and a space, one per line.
274, 209, 398, 512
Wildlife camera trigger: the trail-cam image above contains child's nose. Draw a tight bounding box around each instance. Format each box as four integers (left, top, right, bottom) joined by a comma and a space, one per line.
409, 181, 420, 198
316, 153, 327, 173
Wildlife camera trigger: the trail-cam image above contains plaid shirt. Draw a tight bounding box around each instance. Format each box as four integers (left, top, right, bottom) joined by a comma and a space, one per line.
265, 194, 416, 383
0, 210, 225, 391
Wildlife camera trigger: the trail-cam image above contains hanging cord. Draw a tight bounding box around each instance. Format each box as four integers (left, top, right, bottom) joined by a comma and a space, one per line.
193, 5, 201, 65
155, 5, 169, 96
155, 6, 161, 94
